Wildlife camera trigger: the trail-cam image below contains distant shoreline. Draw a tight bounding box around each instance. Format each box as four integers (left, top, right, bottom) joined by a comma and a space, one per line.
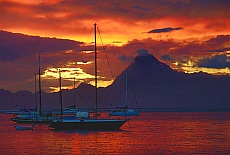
1, 108, 230, 114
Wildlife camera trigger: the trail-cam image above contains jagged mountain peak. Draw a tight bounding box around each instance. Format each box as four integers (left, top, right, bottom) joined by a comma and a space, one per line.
134, 49, 160, 65
129, 52, 174, 76
135, 53, 159, 62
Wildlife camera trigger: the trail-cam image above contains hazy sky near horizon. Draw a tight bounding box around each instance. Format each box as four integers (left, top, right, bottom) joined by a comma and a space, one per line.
0, 0, 230, 92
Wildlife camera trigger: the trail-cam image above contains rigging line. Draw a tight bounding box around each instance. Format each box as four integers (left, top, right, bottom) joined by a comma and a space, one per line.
73, 83, 87, 107
127, 71, 139, 108
57, 67, 76, 88
57, 70, 79, 106
61, 74, 75, 87
97, 26, 122, 104
85, 26, 94, 46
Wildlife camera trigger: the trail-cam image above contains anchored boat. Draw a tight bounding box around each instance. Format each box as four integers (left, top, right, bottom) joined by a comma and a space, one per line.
50, 23, 127, 130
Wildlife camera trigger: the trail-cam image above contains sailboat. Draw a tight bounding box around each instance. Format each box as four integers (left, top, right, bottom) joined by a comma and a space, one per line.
11, 54, 60, 124
49, 23, 127, 130
109, 71, 140, 116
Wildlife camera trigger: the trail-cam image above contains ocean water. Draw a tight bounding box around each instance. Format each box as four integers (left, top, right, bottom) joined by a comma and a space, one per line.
0, 112, 230, 154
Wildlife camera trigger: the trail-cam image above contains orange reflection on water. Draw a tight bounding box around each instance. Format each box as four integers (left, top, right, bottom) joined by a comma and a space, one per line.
1, 112, 230, 154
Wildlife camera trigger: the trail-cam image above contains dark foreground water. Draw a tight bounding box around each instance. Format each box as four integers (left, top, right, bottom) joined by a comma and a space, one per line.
0, 112, 230, 154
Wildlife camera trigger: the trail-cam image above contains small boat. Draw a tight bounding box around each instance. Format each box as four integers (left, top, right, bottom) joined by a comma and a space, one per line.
109, 107, 140, 116
15, 124, 35, 130
63, 105, 79, 114
11, 116, 59, 124
11, 111, 60, 124
109, 71, 140, 116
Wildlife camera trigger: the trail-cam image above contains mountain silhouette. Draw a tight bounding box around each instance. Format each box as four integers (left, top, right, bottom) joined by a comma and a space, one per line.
103, 53, 230, 110
0, 53, 229, 111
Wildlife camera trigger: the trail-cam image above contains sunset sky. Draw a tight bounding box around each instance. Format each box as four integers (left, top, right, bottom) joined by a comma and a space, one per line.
0, 0, 230, 92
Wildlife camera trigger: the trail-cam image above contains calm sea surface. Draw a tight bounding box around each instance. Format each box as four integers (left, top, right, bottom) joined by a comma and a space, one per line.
0, 112, 230, 154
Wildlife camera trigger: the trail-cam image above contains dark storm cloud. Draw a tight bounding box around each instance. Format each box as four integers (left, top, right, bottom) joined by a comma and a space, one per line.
204, 47, 230, 53
197, 54, 230, 69
133, 6, 151, 12
119, 54, 133, 62
170, 41, 204, 56
0, 30, 84, 62
0, 48, 21, 61
204, 35, 230, 49
170, 35, 230, 56
161, 55, 172, 61
136, 49, 149, 56
147, 27, 183, 33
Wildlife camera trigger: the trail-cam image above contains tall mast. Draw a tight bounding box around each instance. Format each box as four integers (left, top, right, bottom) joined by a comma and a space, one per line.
59, 70, 63, 115
34, 73, 38, 111
38, 53, 42, 116
74, 77, 76, 108
126, 71, 128, 107
94, 23, 98, 118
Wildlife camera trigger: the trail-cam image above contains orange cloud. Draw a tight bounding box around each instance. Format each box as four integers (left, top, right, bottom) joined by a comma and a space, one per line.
1, 0, 229, 44
0, 0, 230, 92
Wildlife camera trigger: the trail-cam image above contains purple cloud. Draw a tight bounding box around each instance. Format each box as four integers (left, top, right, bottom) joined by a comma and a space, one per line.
147, 27, 184, 33
0, 30, 84, 62
197, 54, 230, 69
161, 55, 172, 61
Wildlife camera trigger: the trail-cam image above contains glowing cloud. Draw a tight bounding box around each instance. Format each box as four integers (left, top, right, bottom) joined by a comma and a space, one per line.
0, 0, 230, 92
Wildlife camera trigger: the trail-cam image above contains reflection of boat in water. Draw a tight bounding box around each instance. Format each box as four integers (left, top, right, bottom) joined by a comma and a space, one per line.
50, 23, 127, 130
15, 124, 35, 130
109, 71, 140, 116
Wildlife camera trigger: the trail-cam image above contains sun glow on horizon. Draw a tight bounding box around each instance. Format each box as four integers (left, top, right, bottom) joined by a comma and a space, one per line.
89, 79, 114, 88
171, 58, 230, 75
41, 59, 114, 92
181, 66, 230, 75
43, 67, 94, 80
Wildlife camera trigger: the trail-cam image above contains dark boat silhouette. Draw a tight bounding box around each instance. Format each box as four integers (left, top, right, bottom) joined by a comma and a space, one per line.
49, 23, 127, 130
